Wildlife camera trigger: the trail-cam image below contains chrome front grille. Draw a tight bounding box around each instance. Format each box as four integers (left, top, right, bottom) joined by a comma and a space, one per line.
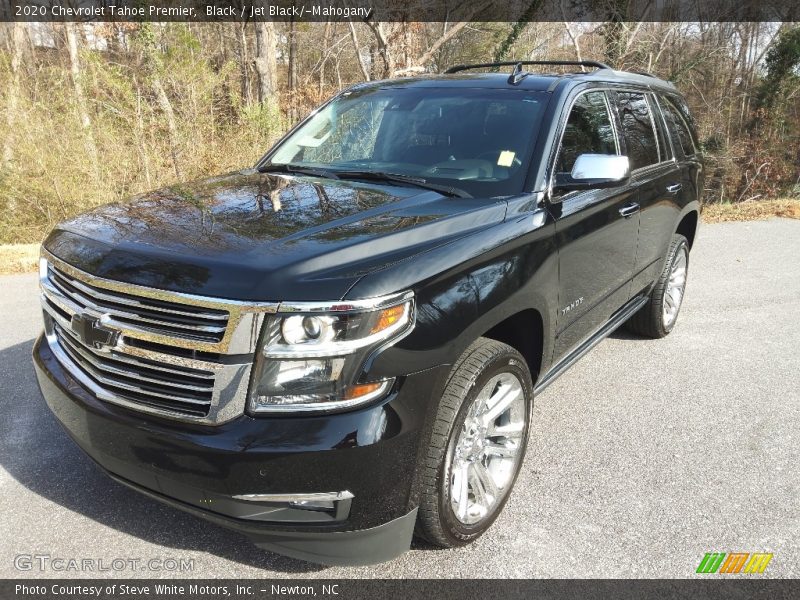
39, 250, 278, 424
54, 322, 215, 417
46, 263, 229, 343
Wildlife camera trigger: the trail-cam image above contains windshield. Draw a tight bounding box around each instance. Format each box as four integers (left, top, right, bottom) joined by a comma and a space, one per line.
267, 86, 548, 198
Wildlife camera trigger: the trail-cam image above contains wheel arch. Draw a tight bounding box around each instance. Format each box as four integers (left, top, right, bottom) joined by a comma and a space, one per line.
675, 205, 700, 249
481, 308, 545, 385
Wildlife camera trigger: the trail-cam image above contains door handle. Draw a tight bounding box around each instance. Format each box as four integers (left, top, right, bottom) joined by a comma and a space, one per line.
666, 183, 683, 194
618, 203, 640, 218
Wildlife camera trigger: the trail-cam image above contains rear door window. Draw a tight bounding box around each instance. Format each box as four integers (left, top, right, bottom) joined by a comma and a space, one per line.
659, 95, 698, 157
651, 94, 673, 161
616, 92, 661, 171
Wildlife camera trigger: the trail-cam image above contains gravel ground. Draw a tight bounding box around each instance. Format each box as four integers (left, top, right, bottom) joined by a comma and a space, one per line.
0, 218, 798, 579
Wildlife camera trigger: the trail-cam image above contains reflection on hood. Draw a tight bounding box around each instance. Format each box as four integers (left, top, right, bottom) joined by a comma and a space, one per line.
45, 169, 508, 301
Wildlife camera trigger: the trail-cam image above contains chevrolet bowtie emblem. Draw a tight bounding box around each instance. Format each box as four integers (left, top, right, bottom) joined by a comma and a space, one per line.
70, 313, 119, 351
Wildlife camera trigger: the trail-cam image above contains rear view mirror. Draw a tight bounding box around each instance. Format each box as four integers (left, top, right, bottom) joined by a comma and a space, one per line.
554, 154, 631, 193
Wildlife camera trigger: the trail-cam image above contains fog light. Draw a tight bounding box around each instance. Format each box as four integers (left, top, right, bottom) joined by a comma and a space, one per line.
232, 491, 354, 520
290, 499, 335, 511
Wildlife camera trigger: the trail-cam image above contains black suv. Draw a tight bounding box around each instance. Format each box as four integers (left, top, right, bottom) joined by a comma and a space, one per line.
33, 61, 703, 565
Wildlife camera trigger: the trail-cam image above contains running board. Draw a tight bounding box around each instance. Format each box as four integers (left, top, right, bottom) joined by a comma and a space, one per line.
533, 295, 649, 395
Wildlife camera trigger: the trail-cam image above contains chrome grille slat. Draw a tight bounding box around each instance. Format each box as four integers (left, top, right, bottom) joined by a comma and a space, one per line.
42, 295, 71, 321
73, 341, 216, 379
42, 296, 223, 374
50, 269, 228, 321
50, 268, 229, 329
55, 326, 212, 407
42, 282, 81, 318
56, 327, 214, 393
50, 278, 225, 333
48, 266, 228, 338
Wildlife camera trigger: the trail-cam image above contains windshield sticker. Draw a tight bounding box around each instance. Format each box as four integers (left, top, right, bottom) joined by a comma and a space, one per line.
497, 151, 516, 167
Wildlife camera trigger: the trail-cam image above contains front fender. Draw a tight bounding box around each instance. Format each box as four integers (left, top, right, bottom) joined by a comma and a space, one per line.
353, 208, 559, 380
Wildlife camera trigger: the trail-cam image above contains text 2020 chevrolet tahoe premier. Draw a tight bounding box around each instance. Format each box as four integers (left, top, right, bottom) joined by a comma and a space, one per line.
33, 61, 703, 565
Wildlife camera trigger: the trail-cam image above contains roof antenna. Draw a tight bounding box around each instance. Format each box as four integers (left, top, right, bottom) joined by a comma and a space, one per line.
507, 62, 529, 85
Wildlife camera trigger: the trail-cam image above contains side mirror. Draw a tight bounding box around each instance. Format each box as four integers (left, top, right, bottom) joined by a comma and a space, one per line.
553, 154, 631, 193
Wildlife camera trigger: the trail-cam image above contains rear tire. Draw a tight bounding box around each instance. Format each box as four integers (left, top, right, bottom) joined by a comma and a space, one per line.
626, 233, 689, 338
415, 338, 533, 548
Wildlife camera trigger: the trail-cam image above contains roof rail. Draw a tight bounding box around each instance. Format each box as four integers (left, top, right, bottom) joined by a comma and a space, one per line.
444, 60, 612, 76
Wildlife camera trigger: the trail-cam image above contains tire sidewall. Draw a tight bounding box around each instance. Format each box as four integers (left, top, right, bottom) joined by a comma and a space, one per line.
660, 237, 690, 334
437, 350, 533, 544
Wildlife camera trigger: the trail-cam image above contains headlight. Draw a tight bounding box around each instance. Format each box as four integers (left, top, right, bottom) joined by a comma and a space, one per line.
248, 292, 414, 413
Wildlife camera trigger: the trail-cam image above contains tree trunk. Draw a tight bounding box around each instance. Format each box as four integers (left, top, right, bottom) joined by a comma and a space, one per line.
153, 78, 182, 180
64, 22, 100, 176
600, 0, 629, 68
348, 22, 371, 82
563, 22, 584, 67
2, 22, 25, 171
253, 22, 277, 104
288, 18, 298, 120
414, 21, 469, 68
494, 0, 542, 63
133, 77, 153, 189
363, 21, 394, 78
319, 20, 333, 95
140, 24, 182, 180
238, 23, 252, 106
373, 3, 492, 76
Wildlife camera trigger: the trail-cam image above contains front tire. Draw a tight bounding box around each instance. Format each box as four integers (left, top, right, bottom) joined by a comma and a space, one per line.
626, 233, 690, 338
415, 338, 533, 547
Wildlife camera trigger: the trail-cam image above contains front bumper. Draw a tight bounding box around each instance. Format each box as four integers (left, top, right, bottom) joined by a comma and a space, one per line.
32, 334, 446, 565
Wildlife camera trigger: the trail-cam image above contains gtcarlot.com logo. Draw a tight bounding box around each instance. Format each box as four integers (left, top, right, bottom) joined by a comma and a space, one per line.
14, 554, 194, 573
696, 552, 773, 574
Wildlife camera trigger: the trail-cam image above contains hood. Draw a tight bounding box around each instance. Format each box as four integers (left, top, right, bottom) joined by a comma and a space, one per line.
45, 169, 508, 301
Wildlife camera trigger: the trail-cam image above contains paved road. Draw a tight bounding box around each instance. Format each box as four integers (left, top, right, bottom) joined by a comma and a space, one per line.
1, 219, 798, 579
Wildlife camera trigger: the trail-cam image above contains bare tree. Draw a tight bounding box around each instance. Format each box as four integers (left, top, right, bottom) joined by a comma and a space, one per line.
563, 22, 585, 66
253, 22, 277, 103
287, 18, 298, 120
362, 21, 394, 78
64, 22, 100, 175
348, 22, 371, 81
414, 21, 473, 68
362, 3, 494, 77
238, 22, 252, 105
319, 20, 333, 93
140, 24, 182, 179
2, 22, 26, 171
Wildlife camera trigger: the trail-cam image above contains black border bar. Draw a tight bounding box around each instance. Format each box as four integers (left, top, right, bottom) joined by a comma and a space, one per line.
4, 579, 800, 600
2, 0, 799, 23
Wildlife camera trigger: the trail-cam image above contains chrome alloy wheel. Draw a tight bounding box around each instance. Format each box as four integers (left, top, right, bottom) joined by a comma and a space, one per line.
662, 244, 688, 328
448, 373, 526, 525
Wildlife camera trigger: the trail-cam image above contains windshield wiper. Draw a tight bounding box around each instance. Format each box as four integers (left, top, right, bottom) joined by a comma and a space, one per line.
333, 170, 472, 198
258, 163, 340, 180
259, 165, 472, 198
